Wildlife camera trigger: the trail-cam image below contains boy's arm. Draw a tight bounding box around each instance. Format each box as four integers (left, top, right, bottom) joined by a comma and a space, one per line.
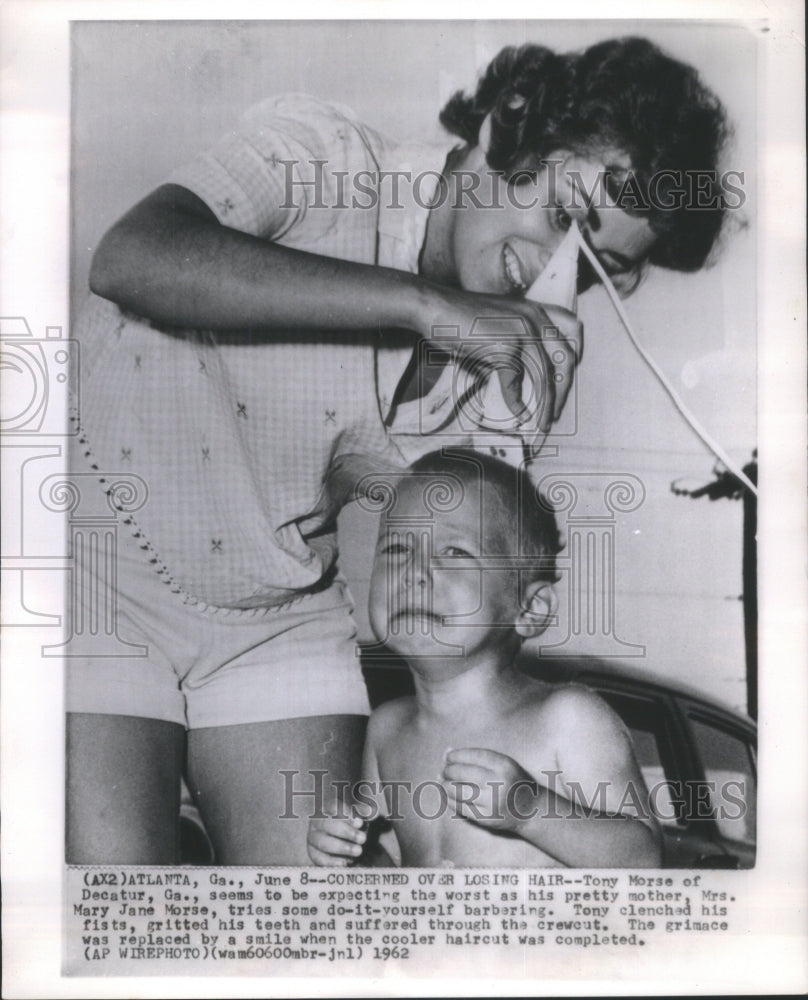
355, 728, 399, 868
307, 704, 400, 867
353, 709, 399, 867
307, 814, 367, 867
443, 687, 662, 868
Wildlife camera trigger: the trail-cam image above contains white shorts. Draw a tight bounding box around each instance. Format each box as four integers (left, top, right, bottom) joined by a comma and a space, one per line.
64, 528, 370, 729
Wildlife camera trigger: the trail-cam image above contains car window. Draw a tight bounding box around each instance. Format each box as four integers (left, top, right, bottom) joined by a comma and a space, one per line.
688, 715, 757, 845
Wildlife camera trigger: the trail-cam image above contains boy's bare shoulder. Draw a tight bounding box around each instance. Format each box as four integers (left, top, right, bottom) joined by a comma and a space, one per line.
521, 678, 627, 738
525, 681, 636, 780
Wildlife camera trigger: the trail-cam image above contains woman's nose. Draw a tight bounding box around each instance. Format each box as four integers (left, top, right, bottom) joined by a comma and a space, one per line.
536, 248, 552, 276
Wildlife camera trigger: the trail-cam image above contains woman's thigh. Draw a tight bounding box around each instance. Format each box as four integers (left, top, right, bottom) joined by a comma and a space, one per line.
66, 712, 185, 864
187, 714, 367, 865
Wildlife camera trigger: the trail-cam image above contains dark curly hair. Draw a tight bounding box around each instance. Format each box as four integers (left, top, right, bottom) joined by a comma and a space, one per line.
440, 37, 730, 275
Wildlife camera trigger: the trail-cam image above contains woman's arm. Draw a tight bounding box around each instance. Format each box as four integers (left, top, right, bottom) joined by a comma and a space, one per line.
91, 183, 581, 421
90, 184, 424, 334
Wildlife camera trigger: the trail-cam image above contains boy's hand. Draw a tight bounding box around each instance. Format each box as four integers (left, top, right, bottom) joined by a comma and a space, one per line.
307, 816, 367, 866
442, 747, 538, 832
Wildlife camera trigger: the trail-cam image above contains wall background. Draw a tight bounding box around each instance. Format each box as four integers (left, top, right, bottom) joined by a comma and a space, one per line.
71, 19, 758, 709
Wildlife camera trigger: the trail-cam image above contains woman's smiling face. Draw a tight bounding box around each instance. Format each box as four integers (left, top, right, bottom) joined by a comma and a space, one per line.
444, 147, 657, 296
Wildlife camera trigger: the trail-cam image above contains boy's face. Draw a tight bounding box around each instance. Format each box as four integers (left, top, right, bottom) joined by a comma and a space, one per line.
448, 150, 656, 295
368, 472, 524, 659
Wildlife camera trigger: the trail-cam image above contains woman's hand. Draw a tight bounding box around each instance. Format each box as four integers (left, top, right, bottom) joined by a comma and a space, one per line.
413, 281, 583, 431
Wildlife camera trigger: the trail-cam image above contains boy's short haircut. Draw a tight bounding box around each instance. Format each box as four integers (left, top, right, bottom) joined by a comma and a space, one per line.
407, 448, 561, 583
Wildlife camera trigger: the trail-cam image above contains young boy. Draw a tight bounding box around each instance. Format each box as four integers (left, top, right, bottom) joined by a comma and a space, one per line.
308, 450, 662, 867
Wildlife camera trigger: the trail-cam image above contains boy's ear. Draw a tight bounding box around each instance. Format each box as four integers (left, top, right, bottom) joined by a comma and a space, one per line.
515, 580, 558, 639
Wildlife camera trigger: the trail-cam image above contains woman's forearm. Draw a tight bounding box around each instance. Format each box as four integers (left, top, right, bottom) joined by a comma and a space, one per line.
89, 185, 581, 422
89, 184, 428, 335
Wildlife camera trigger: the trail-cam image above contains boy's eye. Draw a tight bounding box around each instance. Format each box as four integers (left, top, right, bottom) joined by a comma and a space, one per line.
441, 545, 473, 558
555, 206, 572, 231
381, 541, 408, 556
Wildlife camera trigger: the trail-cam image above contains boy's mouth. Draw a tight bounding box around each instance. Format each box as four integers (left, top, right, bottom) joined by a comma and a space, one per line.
390, 609, 444, 626
503, 243, 527, 293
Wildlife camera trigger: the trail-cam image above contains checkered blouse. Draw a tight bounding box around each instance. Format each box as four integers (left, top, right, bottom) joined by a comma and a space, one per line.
73, 94, 453, 609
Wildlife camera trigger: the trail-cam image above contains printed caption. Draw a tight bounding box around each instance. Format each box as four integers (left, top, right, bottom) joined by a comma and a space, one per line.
65, 867, 739, 975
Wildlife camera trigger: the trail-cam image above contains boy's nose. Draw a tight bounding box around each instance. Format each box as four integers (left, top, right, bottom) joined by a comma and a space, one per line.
402, 531, 431, 588
404, 556, 428, 590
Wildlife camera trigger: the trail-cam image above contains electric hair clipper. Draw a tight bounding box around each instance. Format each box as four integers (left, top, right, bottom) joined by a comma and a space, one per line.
474, 224, 580, 452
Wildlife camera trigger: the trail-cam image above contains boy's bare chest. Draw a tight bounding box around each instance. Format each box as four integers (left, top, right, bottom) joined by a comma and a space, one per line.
376, 711, 560, 868
379, 712, 552, 780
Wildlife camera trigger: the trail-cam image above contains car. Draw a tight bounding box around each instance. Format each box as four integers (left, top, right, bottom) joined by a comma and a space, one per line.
360, 646, 757, 869
178, 647, 756, 868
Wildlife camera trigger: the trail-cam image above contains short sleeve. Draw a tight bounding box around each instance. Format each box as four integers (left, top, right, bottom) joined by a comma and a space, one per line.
168, 93, 384, 243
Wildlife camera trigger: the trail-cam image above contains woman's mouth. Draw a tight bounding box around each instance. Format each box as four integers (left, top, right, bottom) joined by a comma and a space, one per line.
503, 243, 527, 293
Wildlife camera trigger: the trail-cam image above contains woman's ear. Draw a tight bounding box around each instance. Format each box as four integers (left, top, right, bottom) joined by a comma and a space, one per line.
477, 113, 493, 156
515, 580, 558, 639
